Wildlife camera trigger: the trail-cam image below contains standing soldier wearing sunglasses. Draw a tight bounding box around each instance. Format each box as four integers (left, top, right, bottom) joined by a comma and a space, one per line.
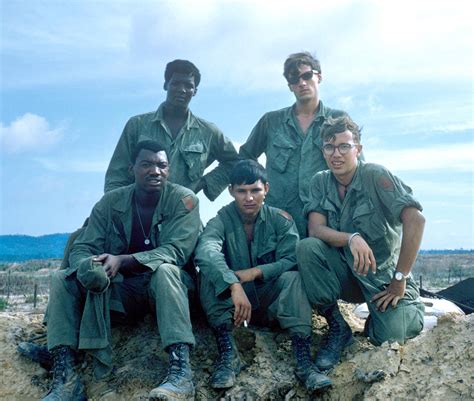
297, 115, 425, 371
239, 52, 347, 237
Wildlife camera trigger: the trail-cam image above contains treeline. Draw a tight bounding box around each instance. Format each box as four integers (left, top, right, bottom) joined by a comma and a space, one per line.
0, 234, 70, 262
419, 249, 474, 255
0, 234, 472, 262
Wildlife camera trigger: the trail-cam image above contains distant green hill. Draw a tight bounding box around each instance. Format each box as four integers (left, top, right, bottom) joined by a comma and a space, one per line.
0, 234, 70, 262
419, 249, 473, 255
0, 234, 472, 262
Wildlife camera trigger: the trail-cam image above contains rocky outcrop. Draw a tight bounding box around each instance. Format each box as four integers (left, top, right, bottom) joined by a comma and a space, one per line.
1, 303, 473, 400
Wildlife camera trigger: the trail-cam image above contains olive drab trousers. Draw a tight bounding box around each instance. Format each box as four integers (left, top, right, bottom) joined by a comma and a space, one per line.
46, 263, 196, 353
297, 237, 424, 346
200, 270, 312, 336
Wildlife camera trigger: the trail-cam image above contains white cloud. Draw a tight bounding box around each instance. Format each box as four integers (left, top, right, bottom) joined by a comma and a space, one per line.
365, 142, 474, 172
34, 158, 108, 173
0, 113, 63, 154
2, 1, 472, 89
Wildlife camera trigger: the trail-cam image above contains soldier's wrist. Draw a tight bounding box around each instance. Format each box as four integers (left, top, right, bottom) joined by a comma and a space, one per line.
348, 232, 361, 247
229, 282, 243, 292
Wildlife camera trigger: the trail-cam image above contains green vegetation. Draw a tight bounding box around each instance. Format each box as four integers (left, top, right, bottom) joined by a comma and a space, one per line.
0, 234, 69, 262
0, 297, 7, 311
0, 254, 472, 311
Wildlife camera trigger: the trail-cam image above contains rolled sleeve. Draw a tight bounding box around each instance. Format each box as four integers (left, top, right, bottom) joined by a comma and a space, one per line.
303, 173, 327, 217
104, 117, 137, 193
372, 167, 423, 223
69, 199, 108, 272
201, 128, 239, 201
195, 216, 239, 297
258, 214, 299, 281
239, 114, 268, 161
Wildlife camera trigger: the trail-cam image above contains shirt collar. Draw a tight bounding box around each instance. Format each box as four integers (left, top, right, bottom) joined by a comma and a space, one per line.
231, 202, 267, 224
327, 160, 364, 204
151, 102, 197, 130
285, 100, 327, 124
113, 181, 168, 217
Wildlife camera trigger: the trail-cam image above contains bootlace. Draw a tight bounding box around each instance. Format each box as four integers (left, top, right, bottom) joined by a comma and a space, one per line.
165, 345, 187, 384
50, 347, 70, 388
292, 335, 312, 370
320, 310, 349, 352
215, 328, 233, 368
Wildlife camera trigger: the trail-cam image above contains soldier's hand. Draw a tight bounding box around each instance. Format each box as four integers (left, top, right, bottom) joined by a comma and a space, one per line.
349, 235, 377, 276
235, 268, 262, 283
93, 254, 122, 278
371, 279, 406, 312
229, 283, 251, 327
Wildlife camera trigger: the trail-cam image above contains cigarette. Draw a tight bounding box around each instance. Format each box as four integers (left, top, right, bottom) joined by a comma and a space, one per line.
243, 320, 248, 328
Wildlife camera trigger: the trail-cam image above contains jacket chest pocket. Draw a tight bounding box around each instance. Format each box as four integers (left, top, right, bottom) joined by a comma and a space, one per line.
180, 142, 207, 181
256, 235, 277, 265
352, 201, 386, 243
105, 218, 128, 254
269, 136, 296, 173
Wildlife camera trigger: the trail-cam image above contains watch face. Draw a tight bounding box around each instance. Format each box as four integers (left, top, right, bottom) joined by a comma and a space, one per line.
395, 272, 404, 281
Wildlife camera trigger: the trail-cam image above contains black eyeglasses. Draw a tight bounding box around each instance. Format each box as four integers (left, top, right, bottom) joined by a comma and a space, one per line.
287, 70, 319, 85
322, 143, 358, 155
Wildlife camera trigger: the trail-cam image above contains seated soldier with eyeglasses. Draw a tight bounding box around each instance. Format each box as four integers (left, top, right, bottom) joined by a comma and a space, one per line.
297, 115, 426, 371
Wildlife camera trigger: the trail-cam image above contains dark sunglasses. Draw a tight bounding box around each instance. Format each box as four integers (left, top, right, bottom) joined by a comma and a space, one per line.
288, 70, 319, 85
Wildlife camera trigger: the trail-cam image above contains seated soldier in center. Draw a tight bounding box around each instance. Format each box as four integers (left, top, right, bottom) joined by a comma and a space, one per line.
195, 159, 332, 393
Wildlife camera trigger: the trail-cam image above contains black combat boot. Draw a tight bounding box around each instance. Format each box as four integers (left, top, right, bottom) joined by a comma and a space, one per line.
315, 303, 354, 371
291, 334, 332, 392
42, 346, 86, 401
210, 324, 243, 389
17, 342, 53, 370
149, 343, 195, 400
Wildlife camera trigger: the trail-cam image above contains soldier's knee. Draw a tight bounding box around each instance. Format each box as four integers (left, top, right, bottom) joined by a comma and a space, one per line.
368, 305, 424, 346
296, 237, 326, 270
278, 271, 301, 286
296, 237, 325, 256
152, 264, 181, 288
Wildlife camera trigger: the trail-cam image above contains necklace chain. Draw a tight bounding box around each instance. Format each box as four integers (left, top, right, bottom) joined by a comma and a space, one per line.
135, 197, 152, 245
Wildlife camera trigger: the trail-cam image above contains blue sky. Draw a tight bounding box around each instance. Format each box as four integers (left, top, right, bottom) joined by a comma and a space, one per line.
1, 0, 473, 249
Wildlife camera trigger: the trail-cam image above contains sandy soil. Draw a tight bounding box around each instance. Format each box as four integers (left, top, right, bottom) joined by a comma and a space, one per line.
1, 303, 473, 401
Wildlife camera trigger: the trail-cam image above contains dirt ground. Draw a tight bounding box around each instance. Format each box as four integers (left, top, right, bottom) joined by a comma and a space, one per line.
1, 303, 473, 401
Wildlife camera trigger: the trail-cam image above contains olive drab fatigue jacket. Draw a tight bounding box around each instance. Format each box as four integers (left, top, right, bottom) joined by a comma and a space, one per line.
239, 101, 345, 236
61, 182, 200, 376
70, 181, 201, 274
195, 202, 299, 298
304, 161, 423, 275
105, 102, 239, 200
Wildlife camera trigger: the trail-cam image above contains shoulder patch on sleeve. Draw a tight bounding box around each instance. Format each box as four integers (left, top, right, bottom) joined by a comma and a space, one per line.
181, 195, 196, 211
278, 210, 293, 221
378, 175, 395, 191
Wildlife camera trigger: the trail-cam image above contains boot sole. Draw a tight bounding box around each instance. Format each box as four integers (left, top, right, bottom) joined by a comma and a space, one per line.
210, 357, 244, 389
149, 385, 195, 401
149, 390, 195, 401
211, 381, 235, 389
308, 379, 332, 392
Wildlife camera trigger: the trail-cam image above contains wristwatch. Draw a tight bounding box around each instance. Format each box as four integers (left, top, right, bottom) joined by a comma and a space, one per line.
394, 271, 411, 281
